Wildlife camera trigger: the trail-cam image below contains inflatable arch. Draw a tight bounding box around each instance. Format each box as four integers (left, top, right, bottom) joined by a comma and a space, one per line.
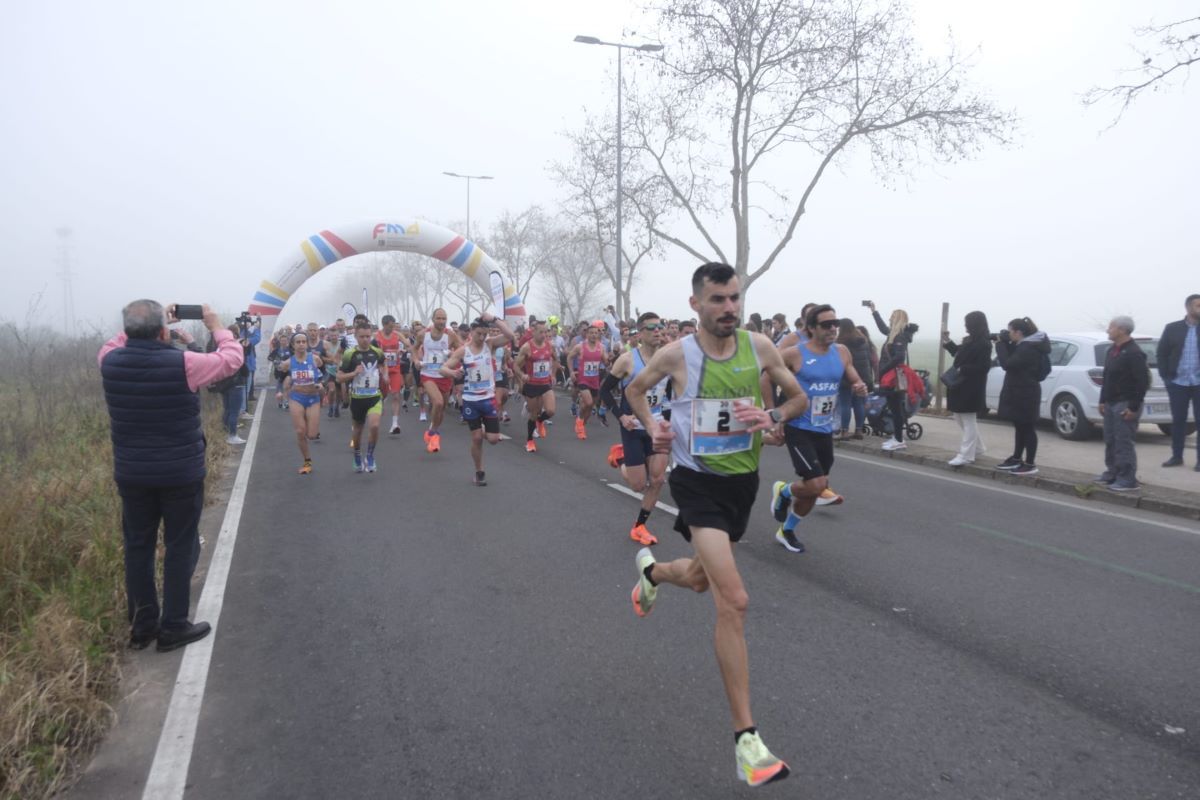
246, 219, 527, 344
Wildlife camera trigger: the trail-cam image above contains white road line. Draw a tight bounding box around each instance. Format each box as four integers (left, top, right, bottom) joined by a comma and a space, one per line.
836, 452, 1200, 536
606, 482, 679, 516
142, 398, 264, 799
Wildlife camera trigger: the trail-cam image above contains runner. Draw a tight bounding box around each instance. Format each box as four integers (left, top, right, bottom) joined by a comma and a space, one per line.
414, 309, 462, 453
439, 313, 515, 486
763, 304, 868, 554
337, 321, 389, 473
322, 330, 344, 418
374, 315, 410, 435
600, 311, 671, 545
398, 325, 415, 413
493, 333, 514, 424
567, 321, 606, 440
276, 331, 324, 474
624, 262, 808, 788
514, 319, 557, 452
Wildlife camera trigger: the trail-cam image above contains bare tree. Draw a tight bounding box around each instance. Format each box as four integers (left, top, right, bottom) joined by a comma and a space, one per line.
539, 230, 610, 323
1084, 14, 1200, 122
479, 206, 566, 309
550, 109, 669, 318
625, 0, 1013, 298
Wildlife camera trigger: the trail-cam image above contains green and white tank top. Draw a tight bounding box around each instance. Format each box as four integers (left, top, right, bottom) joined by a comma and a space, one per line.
670, 330, 763, 475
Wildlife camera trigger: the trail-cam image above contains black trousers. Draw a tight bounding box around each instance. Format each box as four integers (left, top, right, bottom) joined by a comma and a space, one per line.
1012, 421, 1038, 465
118, 481, 204, 635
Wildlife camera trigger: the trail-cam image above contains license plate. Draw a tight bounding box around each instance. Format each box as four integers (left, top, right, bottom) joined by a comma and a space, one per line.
1144, 403, 1164, 416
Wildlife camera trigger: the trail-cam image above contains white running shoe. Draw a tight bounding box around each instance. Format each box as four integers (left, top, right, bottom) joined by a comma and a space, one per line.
881, 439, 907, 451
226, 435, 247, 445
948, 455, 970, 466
419, 410, 428, 422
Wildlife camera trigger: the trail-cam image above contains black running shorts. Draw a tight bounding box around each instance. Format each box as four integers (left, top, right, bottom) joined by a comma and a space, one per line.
784, 426, 833, 481
349, 395, 382, 424
522, 383, 552, 399
618, 426, 657, 469
668, 466, 759, 543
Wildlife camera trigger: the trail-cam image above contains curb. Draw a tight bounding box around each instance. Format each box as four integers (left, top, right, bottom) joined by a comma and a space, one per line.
834, 435, 1200, 522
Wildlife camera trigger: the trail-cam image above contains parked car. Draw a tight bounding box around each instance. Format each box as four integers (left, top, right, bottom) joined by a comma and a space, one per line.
983, 332, 1197, 440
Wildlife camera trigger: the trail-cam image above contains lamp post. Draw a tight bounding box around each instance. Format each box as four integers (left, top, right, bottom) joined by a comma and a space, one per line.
574, 35, 663, 322
442, 171, 493, 318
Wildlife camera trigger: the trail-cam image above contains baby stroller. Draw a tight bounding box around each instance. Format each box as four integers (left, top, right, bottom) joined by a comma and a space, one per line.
863, 391, 924, 441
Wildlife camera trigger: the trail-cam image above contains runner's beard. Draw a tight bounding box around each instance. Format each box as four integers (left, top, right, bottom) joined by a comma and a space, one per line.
705, 315, 740, 338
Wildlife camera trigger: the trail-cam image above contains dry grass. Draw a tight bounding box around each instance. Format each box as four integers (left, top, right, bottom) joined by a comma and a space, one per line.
0, 322, 231, 800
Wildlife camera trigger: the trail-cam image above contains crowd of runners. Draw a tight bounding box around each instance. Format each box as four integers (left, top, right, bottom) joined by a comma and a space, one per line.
253, 262, 904, 788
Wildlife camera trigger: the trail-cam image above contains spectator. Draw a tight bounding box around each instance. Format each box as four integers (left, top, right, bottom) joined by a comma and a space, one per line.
941, 311, 993, 466
210, 324, 250, 445
857, 325, 880, 377
98, 301, 243, 652
237, 314, 261, 415
771, 313, 790, 344
1156, 293, 1200, 470
868, 301, 918, 451
836, 319, 872, 439
993, 317, 1051, 476
1096, 316, 1150, 491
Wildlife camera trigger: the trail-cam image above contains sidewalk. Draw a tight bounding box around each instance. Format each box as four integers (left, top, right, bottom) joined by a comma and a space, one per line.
835, 412, 1200, 521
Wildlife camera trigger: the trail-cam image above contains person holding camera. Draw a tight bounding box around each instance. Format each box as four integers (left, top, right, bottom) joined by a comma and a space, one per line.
98, 301, 243, 652
993, 318, 1051, 476
941, 311, 994, 466
867, 301, 918, 451
234, 313, 261, 416
208, 324, 251, 445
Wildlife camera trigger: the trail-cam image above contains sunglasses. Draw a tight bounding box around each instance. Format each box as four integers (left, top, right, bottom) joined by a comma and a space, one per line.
815, 319, 840, 330
640, 323, 664, 331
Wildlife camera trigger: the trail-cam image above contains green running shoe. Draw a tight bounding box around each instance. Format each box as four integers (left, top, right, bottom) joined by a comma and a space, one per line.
735, 731, 790, 787
631, 547, 658, 618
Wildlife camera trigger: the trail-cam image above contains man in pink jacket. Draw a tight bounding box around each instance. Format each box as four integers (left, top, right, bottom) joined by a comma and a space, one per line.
99, 301, 243, 652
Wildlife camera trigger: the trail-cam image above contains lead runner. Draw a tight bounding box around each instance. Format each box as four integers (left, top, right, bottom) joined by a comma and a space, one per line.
625, 262, 809, 788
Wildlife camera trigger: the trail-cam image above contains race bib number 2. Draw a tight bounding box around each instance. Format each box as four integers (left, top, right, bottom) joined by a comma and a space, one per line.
691, 397, 753, 456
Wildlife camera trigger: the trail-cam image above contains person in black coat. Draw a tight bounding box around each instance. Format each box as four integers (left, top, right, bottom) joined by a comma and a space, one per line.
941, 310, 993, 465
867, 301, 918, 450
994, 317, 1052, 476
836, 318, 874, 438
1155, 293, 1200, 469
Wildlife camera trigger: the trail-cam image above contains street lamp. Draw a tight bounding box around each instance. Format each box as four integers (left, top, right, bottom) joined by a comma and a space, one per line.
442, 171, 494, 317
574, 35, 663, 322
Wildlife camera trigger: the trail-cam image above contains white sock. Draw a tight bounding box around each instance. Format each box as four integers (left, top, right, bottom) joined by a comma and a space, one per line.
392, 416, 399, 426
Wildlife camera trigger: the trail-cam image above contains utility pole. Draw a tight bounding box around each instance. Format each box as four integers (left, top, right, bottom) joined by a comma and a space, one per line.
55, 227, 76, 337
443, 171, 494, 319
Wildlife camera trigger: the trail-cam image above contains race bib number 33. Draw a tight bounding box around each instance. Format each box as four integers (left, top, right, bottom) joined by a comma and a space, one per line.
691, 397, 754, 456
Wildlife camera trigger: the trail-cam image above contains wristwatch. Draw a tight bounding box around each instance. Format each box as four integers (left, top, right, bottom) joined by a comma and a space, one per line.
768, 408, 782, 424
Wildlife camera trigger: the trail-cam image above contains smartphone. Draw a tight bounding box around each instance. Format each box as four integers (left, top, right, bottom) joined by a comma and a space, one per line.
175, 304, 203, 320
861, 300, 872, 307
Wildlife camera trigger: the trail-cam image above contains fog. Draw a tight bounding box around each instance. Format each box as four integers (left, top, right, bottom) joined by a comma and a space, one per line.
2, 0, 1195, 341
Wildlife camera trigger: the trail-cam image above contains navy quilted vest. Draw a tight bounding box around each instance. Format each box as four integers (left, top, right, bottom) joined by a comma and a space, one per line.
101, 338, 206, 487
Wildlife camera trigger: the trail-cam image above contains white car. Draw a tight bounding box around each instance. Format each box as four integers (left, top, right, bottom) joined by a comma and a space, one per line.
984, 332, 1194, 440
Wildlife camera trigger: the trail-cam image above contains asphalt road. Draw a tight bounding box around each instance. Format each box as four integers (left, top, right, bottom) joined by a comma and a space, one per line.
107, 396, 1200, 798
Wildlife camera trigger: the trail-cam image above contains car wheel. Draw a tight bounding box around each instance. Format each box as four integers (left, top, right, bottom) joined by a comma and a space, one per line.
1158, 423, 1197, 437
1053, 394, 1095, 440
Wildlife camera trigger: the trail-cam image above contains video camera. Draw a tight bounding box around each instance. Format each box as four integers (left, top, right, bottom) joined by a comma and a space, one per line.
235, 311, 260, 328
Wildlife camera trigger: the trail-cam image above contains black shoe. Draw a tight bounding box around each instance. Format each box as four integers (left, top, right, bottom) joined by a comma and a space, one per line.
995, 456, 1022, 470
156, 621, 212, 652
774, 528, 805, 553
474, 470, 487, 486
129, 628, 159, 650
1011, 462, 1038, 476
1162, 456, 1183, 467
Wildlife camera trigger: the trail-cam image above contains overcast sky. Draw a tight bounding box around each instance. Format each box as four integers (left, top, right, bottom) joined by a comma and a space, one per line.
2, 0, 1195, 340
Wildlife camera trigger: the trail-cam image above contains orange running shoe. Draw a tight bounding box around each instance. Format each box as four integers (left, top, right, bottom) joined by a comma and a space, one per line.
423, 429, 432, 443
575, 418, 587, 440
536, 420, 547, 439
430, 433, 441, 453
607, 443, 625, 468
630, 524, 658, 546
525, 439, 537, 453
298, 460, 313, 475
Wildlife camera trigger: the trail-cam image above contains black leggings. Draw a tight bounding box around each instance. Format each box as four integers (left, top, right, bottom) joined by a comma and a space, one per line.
887, 392, 907, 442
1012, 421, 1038, 464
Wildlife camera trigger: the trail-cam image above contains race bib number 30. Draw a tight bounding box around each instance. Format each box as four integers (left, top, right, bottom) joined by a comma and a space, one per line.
691, 397, 754, 456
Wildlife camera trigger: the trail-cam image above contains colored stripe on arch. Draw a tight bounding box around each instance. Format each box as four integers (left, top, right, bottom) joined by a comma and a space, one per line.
300, 240, 323, 273
432, 236, 465, 261
307, 235, 338, 265
320, 230, 357, 258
